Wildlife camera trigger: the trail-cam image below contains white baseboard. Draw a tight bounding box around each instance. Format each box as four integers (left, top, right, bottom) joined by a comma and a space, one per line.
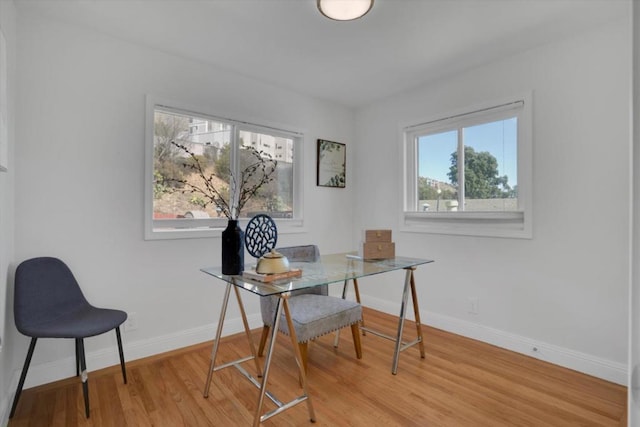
14, 313, 263, 391
363, 295, 627, 386
0, 387, 11, 427
7, 296, 627, 416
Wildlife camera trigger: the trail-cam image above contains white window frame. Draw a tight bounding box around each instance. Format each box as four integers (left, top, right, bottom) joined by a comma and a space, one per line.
144, 96, 304, 240
401, 93, 532, 239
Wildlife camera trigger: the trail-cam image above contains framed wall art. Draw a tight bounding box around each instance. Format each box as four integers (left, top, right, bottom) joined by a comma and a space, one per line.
316, 139, 345, 188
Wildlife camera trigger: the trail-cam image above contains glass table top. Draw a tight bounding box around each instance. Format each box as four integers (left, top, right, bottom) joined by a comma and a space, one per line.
201, 253, 434, 296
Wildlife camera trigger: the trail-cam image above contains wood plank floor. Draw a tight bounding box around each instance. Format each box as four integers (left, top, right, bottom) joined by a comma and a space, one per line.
8, 308, 627, 426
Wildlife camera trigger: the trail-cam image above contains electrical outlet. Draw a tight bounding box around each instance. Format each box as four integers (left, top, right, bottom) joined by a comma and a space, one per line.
124, 312, 138, 332
468, 297, 479, 315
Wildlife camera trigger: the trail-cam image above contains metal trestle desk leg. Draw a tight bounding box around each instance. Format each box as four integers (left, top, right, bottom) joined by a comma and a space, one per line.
204, 283, 262, 398
392, 267, 425, 374
360, 267, 425, 374
254, 294, 316, 426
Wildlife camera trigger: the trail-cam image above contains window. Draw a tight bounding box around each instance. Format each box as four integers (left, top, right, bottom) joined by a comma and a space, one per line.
403, 95, 532, 238
145, 97, 303, 239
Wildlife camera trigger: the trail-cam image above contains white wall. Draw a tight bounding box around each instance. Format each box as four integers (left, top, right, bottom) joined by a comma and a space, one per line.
353, 19, 631, 384
0, 0, 17, 422
630, 2, 639, 424
11, 12, 355, 389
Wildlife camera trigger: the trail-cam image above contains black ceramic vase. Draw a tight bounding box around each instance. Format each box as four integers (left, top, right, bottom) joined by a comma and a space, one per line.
221, 220, 244, 275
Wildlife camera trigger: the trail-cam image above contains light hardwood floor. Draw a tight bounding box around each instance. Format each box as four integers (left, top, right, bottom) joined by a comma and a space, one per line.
8, 308, 627, 426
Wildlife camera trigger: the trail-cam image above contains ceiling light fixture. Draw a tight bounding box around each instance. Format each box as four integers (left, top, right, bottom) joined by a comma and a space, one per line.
317, 0, 374, 21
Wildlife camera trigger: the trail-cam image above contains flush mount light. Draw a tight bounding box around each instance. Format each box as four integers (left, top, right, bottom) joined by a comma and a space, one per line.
317, 0, 374, 21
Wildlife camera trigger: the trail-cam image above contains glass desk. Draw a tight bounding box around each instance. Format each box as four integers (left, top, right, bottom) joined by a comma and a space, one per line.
201, 253, 433, 426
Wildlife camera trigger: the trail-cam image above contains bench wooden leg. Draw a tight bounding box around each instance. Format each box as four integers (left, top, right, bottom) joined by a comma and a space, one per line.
351, 324, 363, 359
258, 325, 270, 357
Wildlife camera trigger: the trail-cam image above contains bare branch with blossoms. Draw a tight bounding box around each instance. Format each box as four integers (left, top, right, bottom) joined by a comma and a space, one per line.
166, 141, 277, 220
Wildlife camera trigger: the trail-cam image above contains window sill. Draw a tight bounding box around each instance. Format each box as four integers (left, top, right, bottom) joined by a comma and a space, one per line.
145, 218, 305, 241
401, 211, 531, 239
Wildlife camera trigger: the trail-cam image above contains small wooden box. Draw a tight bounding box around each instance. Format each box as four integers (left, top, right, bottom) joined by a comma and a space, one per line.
364, 229, 392, 243
362, 242, 395, 260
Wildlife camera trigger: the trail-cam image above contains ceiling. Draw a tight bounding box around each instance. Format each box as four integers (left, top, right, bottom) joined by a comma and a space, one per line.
15, 0, 628, 108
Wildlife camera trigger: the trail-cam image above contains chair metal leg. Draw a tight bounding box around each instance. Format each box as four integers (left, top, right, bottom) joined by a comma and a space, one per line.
115, 326, 127, 384
77, 338, 90, 418
9, 337, 37, 418
75, 339, 80, 377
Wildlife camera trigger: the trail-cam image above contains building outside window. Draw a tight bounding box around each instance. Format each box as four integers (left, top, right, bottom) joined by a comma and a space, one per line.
145, 99, 302, 239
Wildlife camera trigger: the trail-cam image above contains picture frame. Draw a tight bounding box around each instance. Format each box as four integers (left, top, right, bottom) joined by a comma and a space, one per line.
316, 139, 346, 188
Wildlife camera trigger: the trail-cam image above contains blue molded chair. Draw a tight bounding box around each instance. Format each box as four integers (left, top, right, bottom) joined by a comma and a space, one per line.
10, 257, 128, 419
257, 245, 362, 372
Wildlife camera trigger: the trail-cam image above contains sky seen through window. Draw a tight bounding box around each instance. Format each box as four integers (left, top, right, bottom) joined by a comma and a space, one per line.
418, 117, 517, 187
